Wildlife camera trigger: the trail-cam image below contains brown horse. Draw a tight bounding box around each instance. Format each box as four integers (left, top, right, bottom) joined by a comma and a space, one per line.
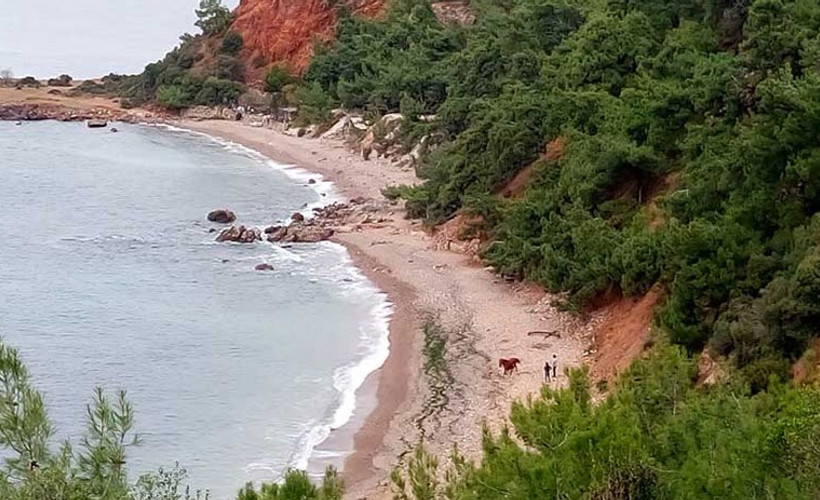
499, 357, 521, 375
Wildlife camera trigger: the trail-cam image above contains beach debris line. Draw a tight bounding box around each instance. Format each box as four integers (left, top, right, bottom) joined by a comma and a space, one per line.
207, 208, 236, 224
527, 330, 561, 339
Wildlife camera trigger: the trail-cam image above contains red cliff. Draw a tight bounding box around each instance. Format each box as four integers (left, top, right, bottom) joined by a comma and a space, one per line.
232, 0, 386, 81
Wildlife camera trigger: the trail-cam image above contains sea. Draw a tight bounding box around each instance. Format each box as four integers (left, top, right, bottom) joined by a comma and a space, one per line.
0, 121, 391, 499
1, 0, 241, 79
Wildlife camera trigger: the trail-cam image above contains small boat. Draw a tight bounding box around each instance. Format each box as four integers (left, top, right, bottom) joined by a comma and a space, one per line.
87, 119, 108, 128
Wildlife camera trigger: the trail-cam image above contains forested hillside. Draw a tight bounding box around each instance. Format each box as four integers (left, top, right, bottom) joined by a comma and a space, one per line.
302, 0, 820, 388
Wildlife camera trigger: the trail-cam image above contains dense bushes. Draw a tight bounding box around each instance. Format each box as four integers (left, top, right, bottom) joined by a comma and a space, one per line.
302, 0, 820, 378
395, 344, 820, 499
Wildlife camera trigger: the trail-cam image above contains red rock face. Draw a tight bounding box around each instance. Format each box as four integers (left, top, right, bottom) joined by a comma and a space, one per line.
232, 0, 386, 81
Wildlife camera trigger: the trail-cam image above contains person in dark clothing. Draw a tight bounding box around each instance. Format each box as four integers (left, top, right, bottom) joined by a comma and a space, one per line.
544, 361, 551, 382
552, 354, 558, 379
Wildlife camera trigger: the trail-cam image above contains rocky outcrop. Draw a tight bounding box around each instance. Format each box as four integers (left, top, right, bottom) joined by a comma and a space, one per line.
265, 197, 391, 244
181, 106, 238, 121
232, 0, 386, 81
207, 209, 237, 224
266, 225, 335, 243
216, 225, 263, 243
0, 103, 147, 123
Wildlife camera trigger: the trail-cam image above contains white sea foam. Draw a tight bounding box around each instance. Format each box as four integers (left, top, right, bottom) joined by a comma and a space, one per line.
283, 242, 392, 473
147, 123, 393, 478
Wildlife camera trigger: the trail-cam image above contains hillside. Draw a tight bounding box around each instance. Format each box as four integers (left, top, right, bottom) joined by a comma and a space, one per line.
94, 0, 820, 497
232, 0, 386, 81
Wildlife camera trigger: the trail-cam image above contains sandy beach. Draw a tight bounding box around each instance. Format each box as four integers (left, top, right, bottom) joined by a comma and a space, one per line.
179, 119, 596, 498
0, 87, 606, 497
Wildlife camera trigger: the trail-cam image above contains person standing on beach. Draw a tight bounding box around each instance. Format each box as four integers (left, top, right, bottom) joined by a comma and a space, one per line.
544, 360, 551, 382
552, 354, 558, 379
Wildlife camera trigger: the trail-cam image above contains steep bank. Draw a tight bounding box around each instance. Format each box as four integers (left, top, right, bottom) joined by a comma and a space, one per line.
232, 0, 386, 80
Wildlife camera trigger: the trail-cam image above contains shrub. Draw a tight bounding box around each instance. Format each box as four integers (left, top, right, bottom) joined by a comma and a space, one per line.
46, 74, 73, 87
264, 65, 294, 93
221, 32, 244, 55
214, 54, 245, 82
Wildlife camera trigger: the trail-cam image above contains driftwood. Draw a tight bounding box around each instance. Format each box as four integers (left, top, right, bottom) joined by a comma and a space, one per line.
527, 330, 561, 339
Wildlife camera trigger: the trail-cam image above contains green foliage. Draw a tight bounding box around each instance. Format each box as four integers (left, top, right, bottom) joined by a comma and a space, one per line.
294, 82, 334, 124
214, 55, 245, 82
130, 464, 210, 500
0, 336, 340, 499
235, 468, 343, 500
195, 0, 233, 36
302, 0, 820, 373
120, 1, 244, 109
264, 66, 294, 94
396, 344, 820, 499
304, 0, 464, 115
221, 32, 244, 56
0, 338, 141, 500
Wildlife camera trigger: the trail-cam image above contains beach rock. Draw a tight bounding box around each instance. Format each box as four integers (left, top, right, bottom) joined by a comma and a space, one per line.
266, 225, 334, 243
265, 226, 289, 242
217, 226, 241, 242
240, 227, 262, 243
181, 105, 236, 121
216, 225, 262, 243
308, 179, 316, 185
291, 212, 305, 223
255, 263, 275, 271
291, 227, 334, 243
320, 115, 352, 140
207, 209, 237, 224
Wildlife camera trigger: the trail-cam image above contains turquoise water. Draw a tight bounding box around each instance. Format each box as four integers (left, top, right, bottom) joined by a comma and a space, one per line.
0, 121, 390, 498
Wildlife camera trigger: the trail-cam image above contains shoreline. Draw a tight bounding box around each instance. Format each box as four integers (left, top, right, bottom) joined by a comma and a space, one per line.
153, 121, 399, 478
176, 119, 591, 500
172, 119, 423, 491
4, 98, 594, 499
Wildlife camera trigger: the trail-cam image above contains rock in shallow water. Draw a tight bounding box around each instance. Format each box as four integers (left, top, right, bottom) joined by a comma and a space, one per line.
207, 209, 236, 224
216, 225, 262, 243
255, 263, 275, 271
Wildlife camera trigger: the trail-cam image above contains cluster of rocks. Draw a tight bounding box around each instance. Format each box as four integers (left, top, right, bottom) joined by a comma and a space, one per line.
209, 197, 390, 247
0, 103, 137, 123
278, 111, 439, 171
181, 106, 241, 121
216, 225, 263, 243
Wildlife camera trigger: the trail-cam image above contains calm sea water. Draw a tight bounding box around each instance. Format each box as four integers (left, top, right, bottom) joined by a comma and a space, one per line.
0, 121, 390, 499
1, 0, 240, 78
